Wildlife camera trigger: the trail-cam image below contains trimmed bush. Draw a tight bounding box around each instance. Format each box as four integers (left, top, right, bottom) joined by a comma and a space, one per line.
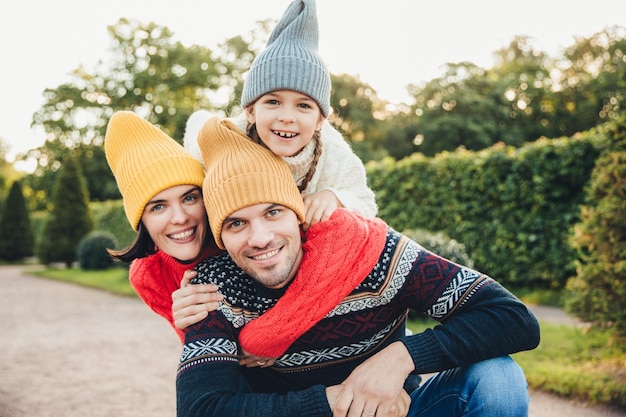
402, 228, 474, 268
77, 231, 118, 270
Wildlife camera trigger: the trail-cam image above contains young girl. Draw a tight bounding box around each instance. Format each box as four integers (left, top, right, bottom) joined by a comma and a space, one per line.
184, 0, 376, 230
176, 0, 387, 363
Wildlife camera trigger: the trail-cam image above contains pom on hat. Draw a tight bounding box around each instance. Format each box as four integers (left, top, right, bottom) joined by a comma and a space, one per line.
240, 0, 331, 117
198, 116, 305, 249
104, 111, 205, 231
183, 109, 213, 168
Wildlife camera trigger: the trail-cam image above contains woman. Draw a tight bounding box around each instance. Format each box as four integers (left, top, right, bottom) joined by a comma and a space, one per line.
104, 110, 222, 342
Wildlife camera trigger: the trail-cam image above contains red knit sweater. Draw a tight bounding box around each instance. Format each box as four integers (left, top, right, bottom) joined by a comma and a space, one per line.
129, 245, 221, 343
239, 209, 388, 357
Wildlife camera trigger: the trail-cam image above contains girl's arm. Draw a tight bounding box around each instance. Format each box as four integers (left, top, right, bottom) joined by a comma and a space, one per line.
310, 121, 378, 218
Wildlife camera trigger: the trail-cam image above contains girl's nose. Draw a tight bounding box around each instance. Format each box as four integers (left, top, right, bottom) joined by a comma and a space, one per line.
278, 109, 295, 123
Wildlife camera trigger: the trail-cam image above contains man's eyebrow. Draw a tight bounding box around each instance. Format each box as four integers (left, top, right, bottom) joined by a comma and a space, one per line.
223, 204, 282, 224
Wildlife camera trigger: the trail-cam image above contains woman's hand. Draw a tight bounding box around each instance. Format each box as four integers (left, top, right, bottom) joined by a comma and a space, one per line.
172, 269, 223, 329
238, 349, 276, 368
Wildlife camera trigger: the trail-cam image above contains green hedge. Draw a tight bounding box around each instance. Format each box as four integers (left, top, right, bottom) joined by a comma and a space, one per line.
367, 130, 608, 289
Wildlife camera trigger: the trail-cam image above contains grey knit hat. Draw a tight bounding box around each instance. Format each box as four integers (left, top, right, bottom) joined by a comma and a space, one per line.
241, 0, 331, 117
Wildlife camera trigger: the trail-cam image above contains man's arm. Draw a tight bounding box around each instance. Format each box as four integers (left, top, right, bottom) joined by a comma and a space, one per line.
176, 309, 333, 417
402, 278, 540, 373
328, 245, 540, 417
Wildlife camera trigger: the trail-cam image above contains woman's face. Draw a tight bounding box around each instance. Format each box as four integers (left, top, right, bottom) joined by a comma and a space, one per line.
141, 185, 207, 262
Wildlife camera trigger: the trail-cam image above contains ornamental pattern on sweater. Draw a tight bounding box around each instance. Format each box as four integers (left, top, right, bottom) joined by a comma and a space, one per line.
129, 245, 220, 343
177, 218, 540, 417
180, 229, 491, 377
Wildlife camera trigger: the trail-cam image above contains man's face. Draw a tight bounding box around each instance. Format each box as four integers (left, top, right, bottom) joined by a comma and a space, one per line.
220, 203, 303, 288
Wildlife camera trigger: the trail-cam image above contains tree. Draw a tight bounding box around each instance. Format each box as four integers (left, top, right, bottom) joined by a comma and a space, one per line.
565, 117, 626, 341
559, 26, 626, 131
0, 181, 35, 260
37, 155, 93, 267
19, 18, 269, 211
329, 73, 392, 161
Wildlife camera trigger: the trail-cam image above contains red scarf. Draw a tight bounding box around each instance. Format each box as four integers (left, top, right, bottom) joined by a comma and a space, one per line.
238, 209, 388, 357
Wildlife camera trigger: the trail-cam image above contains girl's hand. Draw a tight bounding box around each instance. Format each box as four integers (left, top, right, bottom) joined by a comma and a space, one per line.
238, 349, 276, 368
302, 189, 341, 230
172, 270, 223, 329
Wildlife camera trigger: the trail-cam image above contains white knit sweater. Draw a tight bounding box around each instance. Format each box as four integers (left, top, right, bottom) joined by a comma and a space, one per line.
184, 110, 377, 218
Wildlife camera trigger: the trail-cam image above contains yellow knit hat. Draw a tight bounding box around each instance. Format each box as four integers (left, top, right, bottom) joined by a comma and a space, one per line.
104, 111, 205, 231
198, 116, 305, 249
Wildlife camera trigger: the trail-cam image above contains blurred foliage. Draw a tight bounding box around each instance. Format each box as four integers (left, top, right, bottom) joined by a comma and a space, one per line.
566, 116, 626, 340
367, 123, 609, 289
0, 181, 34, 260
9, 21, 625, 211
36, 156, 93, 267
77, 230, 118, 270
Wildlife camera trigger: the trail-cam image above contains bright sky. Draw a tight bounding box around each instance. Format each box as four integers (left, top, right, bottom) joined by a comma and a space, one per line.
2, 0, 625, 171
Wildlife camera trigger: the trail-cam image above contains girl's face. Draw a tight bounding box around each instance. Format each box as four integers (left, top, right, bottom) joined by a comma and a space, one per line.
246, 89, 324, 157
141, 185, 207, 262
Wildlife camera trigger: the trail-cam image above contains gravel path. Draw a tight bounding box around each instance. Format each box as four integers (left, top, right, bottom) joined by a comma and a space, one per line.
1, 265, 624, 417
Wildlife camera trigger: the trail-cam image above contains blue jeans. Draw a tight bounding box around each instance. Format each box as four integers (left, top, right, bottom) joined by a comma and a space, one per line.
407, 356, 529, 417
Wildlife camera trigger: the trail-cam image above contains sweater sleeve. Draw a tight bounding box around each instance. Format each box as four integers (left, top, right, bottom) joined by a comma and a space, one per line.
176, 313, 332, 417
129, 254, 185, 343
311, 121, 378, 218
399, 249, 540, 374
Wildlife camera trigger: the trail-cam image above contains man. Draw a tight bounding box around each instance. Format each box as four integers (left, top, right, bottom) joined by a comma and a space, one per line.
175, 115, 540, 417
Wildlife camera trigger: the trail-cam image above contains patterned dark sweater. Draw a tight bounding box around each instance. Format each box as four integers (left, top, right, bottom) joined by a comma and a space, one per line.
176, 227, 540, 417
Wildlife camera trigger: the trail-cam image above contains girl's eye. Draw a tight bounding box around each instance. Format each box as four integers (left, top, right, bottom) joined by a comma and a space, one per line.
297, 102, 312, 109
267, 208, 280, 217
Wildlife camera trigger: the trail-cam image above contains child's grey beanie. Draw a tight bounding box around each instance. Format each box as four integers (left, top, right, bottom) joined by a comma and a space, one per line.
240, 0, 331, 117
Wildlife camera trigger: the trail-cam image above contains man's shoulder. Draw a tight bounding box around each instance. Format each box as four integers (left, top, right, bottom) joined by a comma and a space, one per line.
194, 253, 245, 284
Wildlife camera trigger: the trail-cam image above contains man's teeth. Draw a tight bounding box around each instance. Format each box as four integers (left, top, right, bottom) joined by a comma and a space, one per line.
171, 229, 194, 240
253, 249, 279, 260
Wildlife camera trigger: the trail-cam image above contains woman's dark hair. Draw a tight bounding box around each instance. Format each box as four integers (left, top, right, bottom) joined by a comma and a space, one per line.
107, 222, 157, 263
246, 123, 321, 193
107, 218, 218, 264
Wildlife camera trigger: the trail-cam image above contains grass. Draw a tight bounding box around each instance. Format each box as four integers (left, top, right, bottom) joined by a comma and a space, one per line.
28, 266, 136, 296
408, 313, 626, 410
26, 266, 626, 410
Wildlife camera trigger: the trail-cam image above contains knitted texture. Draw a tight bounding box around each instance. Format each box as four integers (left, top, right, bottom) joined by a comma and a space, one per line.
129, 245, 221, 343
104, 111, 205, 230
239, 208, 388, 357
240, 0, 331, 116
198, 116, 305, 249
